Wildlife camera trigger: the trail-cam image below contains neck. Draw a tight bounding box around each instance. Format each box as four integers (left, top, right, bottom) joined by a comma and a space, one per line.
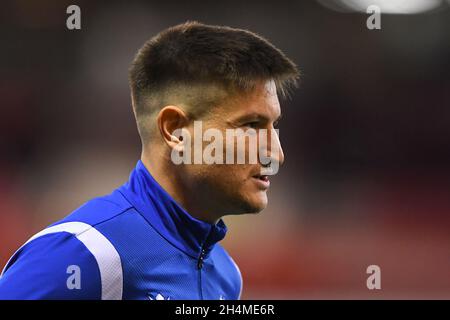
141, 147, 221, 225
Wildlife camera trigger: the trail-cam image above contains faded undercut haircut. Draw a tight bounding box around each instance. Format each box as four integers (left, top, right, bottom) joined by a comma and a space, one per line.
129, 21, 299, 144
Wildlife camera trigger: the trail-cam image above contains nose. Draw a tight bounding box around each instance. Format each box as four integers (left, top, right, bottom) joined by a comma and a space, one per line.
270, 129, 285, 167
259, 128, 285, 170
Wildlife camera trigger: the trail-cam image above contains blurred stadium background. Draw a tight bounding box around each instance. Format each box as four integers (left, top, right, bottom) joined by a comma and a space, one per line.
1, 0, 449, 299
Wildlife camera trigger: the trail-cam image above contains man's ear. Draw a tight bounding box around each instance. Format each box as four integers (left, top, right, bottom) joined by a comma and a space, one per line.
156, 106, 190, 150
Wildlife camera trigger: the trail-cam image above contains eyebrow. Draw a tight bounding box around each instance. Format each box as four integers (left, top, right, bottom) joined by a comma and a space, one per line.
236, 113, 282, 123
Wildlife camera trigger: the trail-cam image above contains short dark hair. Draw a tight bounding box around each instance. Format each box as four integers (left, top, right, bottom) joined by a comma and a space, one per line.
129, 21, 299, 143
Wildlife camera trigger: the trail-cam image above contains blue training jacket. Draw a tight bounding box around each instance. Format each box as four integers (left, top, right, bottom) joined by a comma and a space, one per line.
0, 160, 242, 300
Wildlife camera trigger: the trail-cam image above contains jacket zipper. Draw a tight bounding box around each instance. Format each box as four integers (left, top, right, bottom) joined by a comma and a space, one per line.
197, 247, 206, 300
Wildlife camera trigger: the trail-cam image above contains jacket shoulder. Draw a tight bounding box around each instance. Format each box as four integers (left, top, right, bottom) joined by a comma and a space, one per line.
56, 189, 133, 227
0, 229, 104, 299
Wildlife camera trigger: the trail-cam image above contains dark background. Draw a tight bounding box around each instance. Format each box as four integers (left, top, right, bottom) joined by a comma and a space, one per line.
1, 0, 449, 298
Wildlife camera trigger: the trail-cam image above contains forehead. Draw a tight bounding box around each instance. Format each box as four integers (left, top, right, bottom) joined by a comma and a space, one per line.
222, 80, 281, 119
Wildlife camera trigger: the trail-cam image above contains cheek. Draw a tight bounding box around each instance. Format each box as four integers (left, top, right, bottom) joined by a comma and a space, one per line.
205, 165, 251, 192
212, 164, 247, 183
190, 164, 236, 182
226, 136, 259, 163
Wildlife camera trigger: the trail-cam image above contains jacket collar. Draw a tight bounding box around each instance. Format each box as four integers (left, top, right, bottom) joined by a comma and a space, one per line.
119, 160, 227, 259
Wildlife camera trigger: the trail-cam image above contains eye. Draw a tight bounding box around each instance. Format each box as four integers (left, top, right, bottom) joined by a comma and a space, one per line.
243, 121, 259, 129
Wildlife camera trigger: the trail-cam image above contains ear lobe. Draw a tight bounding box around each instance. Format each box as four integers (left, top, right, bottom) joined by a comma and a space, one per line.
157, 106, 189, 149
170, 128, 189, 153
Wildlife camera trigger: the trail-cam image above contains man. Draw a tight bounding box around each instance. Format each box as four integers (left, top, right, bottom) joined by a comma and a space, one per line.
0, 22, 298, 299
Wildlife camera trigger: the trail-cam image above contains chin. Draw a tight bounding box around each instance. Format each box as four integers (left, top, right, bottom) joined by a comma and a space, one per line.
239, 193, 268, 214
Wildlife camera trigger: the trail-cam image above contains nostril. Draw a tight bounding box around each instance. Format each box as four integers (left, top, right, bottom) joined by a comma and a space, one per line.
262, 160, 272, 168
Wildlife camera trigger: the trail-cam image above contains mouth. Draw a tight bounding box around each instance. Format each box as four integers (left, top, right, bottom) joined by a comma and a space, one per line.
252, 174, 271, 189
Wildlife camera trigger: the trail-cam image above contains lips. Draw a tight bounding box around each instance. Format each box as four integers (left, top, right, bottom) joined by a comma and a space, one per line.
252, 173, 271, 189
254, 174, 269, 182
